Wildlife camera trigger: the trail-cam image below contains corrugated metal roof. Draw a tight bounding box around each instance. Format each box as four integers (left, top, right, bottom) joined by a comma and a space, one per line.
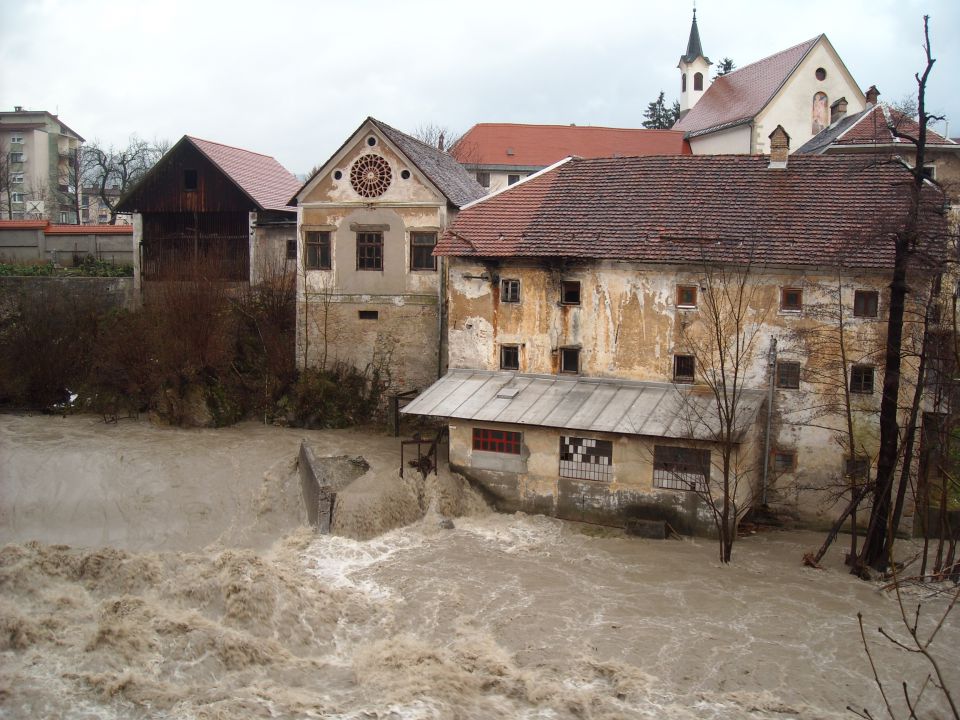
402, 369, 766, 442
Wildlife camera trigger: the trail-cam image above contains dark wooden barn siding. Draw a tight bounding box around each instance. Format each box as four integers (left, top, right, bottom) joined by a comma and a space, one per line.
120, 142, 254, 214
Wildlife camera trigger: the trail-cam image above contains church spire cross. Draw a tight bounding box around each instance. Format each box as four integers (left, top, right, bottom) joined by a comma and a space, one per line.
681, 6, 708, 64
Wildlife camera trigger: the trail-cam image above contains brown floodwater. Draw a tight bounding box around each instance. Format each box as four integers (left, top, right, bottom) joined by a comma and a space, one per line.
0, 414, 957, 719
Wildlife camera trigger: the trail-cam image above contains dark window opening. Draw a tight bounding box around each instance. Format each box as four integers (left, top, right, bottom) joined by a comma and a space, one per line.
693, 72, 703, 91
850, 365, 875, 394
410, 232, 437, 271
854, 290, 879, 318
773, 451, 796, 473
560, 436, 613, 482
333, 170, 343, 180
815, 67, 827, 81
776, 361, 801, 389
183, 169, 198, 191
845, 456, 870, 479
473, 427, 521, 454
677, 285, 697, 308
367, 136, 377, 146
781, 287, 802, 312
561, 280, 581, 305
674, 354, 695, 383
357, 231, 383, 270
358, 310, 379, 320
560, 347, 580, 374
305, 231, 331, 270
653, 445, 710, 491
285, 239, 297, 260
501, 278, 520, 303
682, 74, 687, 92
508, 174, 521, 185
401, 169, 411, 179
476, 171, 490, 188
920, 164, 936, 181
500, 345, 520, 370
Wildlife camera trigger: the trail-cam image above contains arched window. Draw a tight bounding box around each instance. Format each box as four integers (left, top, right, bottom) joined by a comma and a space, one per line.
682, 74, 687, 92
812, 92, 829, 133
694, 72, 703, 91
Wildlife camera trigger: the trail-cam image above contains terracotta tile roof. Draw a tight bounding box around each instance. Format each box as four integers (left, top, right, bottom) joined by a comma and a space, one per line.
370, 118, 486, 208
451, 124, 690, 168
673, 37, 819, 137
438, 154, 943, 270
798, 105, 958, 154
0, 220, 48, 230
46, 224, 132, 235
187, 136, 301, 212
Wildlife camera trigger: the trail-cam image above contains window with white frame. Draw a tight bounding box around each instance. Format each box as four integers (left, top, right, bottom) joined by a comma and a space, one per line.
10, 173, 23, 184
653, 445, 710, 491
9, 152, 25, 163
10, 135, 24, 144
560, 436, 613, 481
11, 192, 24, 203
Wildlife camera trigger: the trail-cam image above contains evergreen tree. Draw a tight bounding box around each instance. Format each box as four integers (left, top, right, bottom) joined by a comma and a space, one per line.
714, 57, 736, 80
643, 92, 680, 129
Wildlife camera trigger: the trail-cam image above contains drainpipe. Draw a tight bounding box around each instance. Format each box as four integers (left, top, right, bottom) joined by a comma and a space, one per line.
761, 337, 778, 506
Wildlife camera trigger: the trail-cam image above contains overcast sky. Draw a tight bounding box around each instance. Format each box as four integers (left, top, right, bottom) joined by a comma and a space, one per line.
2, 0, 957, 175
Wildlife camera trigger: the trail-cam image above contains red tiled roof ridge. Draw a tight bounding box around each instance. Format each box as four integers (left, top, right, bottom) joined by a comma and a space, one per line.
834, 105, 956, 146
715, 35, 820, 81
186, 135, 277, 160
463, 122, 684, 134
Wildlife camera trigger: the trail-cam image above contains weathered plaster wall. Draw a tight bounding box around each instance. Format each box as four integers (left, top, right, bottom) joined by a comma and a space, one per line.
250, 221, 296, 285
296, 124, 451, 393
445, 257, 906, 525
754, 41, 865, 154
688, 125, 752, 155
449, 420, 758, 535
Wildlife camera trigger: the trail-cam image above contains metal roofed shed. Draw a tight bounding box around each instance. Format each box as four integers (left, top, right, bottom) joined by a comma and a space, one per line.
402, 369, 766, 442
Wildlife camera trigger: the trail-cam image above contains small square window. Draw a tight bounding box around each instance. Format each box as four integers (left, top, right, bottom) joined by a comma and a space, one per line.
501, 278, 521, 303
561, 280, 581, 305
10, 173, 23, 184
285, 239, 297, 260
854, 290, 878, 318
476, 171, 490, 188
508, 174, 521, 185
677, 285, 697, 308
850, 365, 875, 394
410, 232, 437, 271
674, 354, 695, 383
500, 345, 520, 370
358, 310, 379, 320
183, 169, 198, 191
305, 231, 331, 270
357, 231, 383, 271
781, 287, 802, 312
9, 152, 24, 163
776, 361, 800, 389
773, 451, 796, 473
560, 347, 580, 374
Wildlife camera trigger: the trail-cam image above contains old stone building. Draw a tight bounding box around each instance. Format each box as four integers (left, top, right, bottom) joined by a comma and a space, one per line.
403, 142, 946, 533
291, 117, 485, 392
672, 12, 866, 155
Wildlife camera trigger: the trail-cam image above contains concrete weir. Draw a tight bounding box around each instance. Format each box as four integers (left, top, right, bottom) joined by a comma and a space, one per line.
298, 440, 369, 532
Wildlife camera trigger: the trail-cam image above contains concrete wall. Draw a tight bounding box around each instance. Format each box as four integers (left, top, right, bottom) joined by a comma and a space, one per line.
0, 276, 137, 312
688, 125, 752, 155
444, 256, 918, 526
251, 220, 297, 285
448, 420, 759, 535
0, 226, 134, 266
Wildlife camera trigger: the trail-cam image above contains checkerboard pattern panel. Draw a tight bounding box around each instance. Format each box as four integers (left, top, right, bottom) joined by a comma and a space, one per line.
559, 436, 613, 482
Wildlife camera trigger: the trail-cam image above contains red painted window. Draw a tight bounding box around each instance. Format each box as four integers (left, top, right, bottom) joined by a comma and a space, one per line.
472, 428, 522, 454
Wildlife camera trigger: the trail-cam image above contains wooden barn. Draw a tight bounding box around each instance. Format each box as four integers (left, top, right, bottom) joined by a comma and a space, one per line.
116, 136, 301, 286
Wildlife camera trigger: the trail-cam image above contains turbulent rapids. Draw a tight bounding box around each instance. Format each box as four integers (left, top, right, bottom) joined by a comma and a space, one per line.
1, 415, 958, 719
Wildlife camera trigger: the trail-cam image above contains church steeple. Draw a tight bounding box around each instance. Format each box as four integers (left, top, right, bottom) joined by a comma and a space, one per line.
681, 8, 707, 64
678, 7, 712, 114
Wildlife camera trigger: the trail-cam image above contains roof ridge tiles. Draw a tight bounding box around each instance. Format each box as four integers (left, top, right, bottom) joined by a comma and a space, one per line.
186, 135, 277, 159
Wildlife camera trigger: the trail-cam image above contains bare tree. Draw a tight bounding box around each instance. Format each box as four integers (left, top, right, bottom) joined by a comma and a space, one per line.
856, 16, 949, 573
0, 139, 12, 220
81, 135, 164, 224
672, 258, 770, 562
411, 123, 463, 152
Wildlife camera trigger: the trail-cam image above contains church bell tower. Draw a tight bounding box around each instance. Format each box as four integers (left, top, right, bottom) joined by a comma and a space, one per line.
678, 8, 712, 115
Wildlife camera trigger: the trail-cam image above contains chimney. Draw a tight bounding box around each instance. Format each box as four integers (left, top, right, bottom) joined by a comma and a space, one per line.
865, 85, 880, 108
438, 132, 445, 152
768, 125, 791, 168
830, 97, 848, 124
14, 105, 23, 112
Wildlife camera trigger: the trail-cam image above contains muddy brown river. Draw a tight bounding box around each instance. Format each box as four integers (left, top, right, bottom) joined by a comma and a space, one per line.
1, 414, 957, 719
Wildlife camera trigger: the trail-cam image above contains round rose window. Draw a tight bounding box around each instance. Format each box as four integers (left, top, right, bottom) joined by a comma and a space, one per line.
350, 154, 392, 197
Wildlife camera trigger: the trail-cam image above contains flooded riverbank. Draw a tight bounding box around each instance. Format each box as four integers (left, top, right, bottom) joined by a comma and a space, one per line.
1, 415, 957, 718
